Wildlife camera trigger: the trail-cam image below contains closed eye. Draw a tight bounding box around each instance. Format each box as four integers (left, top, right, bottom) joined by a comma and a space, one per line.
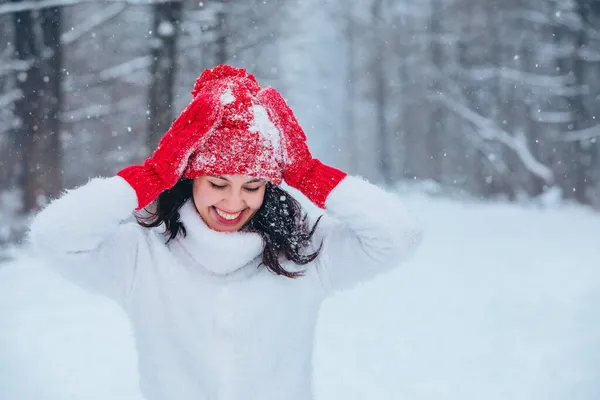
210, 182, 226, 190
244, 186, 261, 192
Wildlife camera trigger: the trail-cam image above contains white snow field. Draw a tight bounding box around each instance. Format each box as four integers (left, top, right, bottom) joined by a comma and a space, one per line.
0, 192, 599, 400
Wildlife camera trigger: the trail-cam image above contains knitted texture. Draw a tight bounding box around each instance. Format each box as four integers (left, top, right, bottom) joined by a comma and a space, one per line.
290, 159, 347, 209
117, 90, 222, 210
118, 64, 345, 209
191, 64, 260, 97
185, 65, 284, 183
116, 164, 167, 211
257, 87, 347, 208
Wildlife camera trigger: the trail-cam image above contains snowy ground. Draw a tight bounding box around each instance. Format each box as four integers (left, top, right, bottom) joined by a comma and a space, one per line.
1, 192, 599, 400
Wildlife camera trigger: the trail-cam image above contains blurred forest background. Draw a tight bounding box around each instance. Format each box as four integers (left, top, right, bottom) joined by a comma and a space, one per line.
1, 0, 600, 247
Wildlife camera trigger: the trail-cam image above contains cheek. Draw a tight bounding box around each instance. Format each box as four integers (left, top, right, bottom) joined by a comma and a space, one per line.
245, 191, 265, 211
193, 184, 221, 208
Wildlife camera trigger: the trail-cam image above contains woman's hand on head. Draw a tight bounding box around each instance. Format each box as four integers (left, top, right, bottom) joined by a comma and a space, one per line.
257, 87, 314, 187
257, 87, 347, 209
147, 89, 225, 188
117, 87, 224, 210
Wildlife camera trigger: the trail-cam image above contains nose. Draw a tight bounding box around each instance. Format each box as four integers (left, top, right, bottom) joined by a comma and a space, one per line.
221, 190, 246, 212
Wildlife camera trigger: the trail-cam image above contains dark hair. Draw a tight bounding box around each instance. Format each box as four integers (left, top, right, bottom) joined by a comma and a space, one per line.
136, 179, 322, 278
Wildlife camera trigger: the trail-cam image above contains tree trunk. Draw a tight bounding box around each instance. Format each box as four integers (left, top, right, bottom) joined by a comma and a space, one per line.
148, 1, 182, 150
215, 0, 228, 65
344, 3, 357, 173
551, 10, 576, 199
371, 0, 392, 184
396, 40, 409, 180
38, 5, 64, 203
426, 0, 444, 183
520, 41, 545, 197
572, 3, 595, 204
12, 0, 45, 212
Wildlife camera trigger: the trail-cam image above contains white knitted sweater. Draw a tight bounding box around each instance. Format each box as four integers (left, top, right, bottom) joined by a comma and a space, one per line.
29, 175, 422, 400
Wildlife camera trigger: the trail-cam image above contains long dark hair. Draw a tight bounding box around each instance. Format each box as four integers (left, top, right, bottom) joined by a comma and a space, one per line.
136, 179, 322, 278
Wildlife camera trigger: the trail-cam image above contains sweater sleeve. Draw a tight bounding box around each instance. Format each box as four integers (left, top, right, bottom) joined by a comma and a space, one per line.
313, 175, 423, 293
28, 176, 145, 304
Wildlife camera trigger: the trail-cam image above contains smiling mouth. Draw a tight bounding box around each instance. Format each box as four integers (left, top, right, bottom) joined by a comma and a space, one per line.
212, 207, 244, 224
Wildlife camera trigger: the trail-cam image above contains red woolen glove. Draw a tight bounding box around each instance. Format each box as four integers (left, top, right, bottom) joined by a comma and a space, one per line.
117, 91, 222, 210
257, 87, 346, 208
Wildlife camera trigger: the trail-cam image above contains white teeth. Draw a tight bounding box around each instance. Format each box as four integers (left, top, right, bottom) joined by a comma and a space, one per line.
215, 208, 242, 221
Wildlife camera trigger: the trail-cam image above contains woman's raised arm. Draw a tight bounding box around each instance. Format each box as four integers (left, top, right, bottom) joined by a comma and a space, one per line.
29, 84, 224, 302
258, 87, 423, 292
28, 176, 144, 302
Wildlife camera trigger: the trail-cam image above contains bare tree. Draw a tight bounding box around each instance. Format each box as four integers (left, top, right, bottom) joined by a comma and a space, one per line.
0, 11, 18, 192
343, 2, 358, 168
436, 0, 555, 198
147, 1, 182, 149
370, 0, 392, 184
214, 0, 228, 64
38, 5, 64, 203
571, 1, 599, 205
425, 0, 444, 183
12, 0, 45, 212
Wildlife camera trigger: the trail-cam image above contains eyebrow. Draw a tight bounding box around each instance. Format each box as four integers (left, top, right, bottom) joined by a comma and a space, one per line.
212, 176, 262, 184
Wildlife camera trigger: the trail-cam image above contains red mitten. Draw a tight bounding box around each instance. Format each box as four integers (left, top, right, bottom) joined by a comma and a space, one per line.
118, 91, 222, 210
257, 87, 346, 208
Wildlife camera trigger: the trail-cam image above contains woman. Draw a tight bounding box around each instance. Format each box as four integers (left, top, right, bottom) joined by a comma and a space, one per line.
29, 65, 423, 400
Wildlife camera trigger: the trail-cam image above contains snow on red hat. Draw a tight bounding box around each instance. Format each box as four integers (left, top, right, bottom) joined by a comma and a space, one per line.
184, 65, 284, 184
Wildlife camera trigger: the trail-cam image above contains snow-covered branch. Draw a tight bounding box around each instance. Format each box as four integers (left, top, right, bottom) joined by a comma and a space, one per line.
62, 97, 140, 123
0, 0, 182, 16
463, 129, 510, 175
229, 32, 283, 57
91, 55, 151, 83
531, 110, 574, 124
0, 118, 18, 135
0, 60, 32, 78
535, 41, 576, 59
61, 3, 127, 46
505, 9, 581, 31
505, 9, 549, 25
458, 66, 587, 96
536, 41, 600, 63
65, 55, 151, 91
554, 125, 600, 142
0, 90, 22, 108
391, 2, 430, 17
436, 93, 554, 183
578, 47, 600, 62
461, 66, 574, 88
67, 30, 229, 91
410, 33, 461, 46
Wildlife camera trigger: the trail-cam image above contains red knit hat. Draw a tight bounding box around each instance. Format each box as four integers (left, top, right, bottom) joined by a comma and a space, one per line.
183, 65, 284, 184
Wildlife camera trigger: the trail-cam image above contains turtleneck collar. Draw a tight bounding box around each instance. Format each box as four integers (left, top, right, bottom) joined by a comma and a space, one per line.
168, 199, 264, 276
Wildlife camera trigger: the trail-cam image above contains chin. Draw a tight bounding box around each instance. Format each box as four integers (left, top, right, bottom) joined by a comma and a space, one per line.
209, 223, 244, 233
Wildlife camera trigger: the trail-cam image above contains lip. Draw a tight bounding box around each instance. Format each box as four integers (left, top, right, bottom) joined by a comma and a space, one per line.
211, 206, 245, 226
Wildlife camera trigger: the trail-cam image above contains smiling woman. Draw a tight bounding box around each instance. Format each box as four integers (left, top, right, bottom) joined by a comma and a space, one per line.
27, 65, 422, 400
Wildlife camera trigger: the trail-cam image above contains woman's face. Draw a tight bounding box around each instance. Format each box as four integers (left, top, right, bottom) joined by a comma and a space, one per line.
192, 175, 266, 232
